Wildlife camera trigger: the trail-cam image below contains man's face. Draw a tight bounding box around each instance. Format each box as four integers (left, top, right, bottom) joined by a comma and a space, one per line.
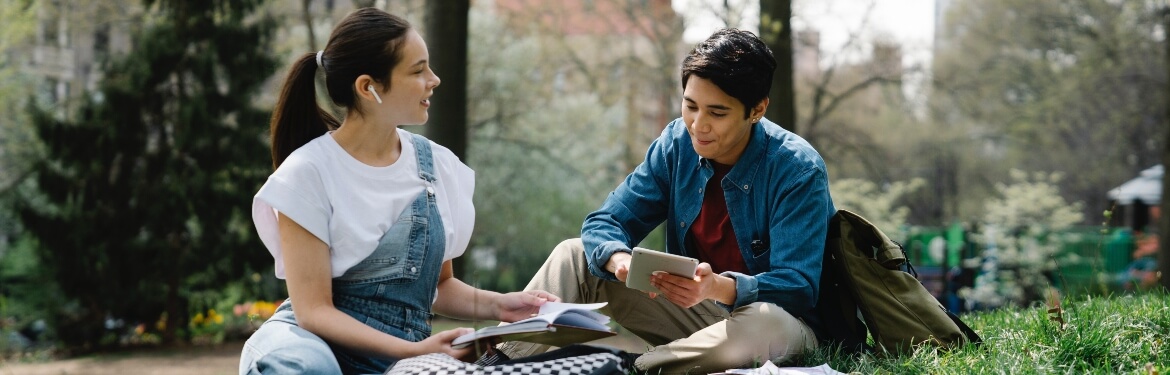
681, 76, 756, 165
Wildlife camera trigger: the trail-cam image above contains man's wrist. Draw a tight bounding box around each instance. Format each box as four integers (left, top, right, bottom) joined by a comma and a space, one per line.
712, 274, 738, 306
606, 250, 632, 274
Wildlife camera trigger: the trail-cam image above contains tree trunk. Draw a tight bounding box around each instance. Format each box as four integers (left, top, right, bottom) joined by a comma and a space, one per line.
760, 0, 795, 132
1160, 6, 1170, 291
425, 0, 470, 277
301, 0, 316, 51
423, 0, 469, 160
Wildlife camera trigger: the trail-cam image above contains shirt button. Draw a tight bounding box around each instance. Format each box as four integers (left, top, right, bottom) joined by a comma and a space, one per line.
743, 184, 750, 190
407, 328, 413, 334
679, 221, 685, 227
426, 186, 435, 195
411, 266, 417, 273
698, 188, 703, 194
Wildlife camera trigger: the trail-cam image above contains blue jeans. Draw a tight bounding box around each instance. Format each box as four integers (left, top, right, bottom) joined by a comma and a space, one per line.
239, 303, 341, 374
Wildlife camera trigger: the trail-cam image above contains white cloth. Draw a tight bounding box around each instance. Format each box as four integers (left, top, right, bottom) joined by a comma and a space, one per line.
711, 362, 847, 375
252, 128, 475, 279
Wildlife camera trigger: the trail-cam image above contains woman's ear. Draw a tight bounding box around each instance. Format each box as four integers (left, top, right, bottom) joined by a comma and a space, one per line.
353, 74, 379, 104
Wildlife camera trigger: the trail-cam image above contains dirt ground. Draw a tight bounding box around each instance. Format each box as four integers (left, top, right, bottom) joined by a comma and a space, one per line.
0, 333, 646, 374
0, 341, 245, 375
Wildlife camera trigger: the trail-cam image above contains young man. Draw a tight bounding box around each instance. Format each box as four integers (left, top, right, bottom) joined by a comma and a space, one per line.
499, 28, 835, 374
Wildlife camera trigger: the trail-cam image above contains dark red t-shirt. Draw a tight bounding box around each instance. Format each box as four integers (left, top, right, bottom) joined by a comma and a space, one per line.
687, 161, 750, 274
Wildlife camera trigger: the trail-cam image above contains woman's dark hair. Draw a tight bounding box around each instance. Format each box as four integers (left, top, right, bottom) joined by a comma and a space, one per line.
269, 8, 412, 168
681, 28, 776, 119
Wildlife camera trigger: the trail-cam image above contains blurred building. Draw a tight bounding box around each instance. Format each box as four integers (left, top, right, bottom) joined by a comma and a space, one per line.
1108, 164, 1162, 232
20, 0, 141, 119
934, 0, 954, 48
793, 30, 822, 81
490, 0, 684, 174
14, 0, 688, 183
492, 0, 683, 123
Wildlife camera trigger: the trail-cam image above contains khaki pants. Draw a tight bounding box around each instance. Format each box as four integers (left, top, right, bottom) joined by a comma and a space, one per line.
498, 239, 817, 374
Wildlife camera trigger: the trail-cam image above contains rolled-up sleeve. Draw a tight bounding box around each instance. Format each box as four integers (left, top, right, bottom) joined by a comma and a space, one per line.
252, 156, 332, 279
581, 132, 674, 280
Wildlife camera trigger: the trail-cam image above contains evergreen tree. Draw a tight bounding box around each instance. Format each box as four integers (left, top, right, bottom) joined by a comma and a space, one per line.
19, 0, 278, 348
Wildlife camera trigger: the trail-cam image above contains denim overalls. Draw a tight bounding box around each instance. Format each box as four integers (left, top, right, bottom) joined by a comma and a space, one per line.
240, 134, 446, 375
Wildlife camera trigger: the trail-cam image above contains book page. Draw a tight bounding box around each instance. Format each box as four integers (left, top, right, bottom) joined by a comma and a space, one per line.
451, 302, 610, 348
518, 302, 609, 325
550, 310, 610, 331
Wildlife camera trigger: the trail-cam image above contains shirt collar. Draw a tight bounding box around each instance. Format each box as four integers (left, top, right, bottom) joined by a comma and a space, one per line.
696, 118, 771, 192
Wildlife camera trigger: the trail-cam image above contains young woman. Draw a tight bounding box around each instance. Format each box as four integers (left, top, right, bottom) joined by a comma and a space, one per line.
239, 8, 558, 374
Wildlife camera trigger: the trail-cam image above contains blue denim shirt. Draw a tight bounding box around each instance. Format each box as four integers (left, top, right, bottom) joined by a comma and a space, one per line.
582, 117, 834, 320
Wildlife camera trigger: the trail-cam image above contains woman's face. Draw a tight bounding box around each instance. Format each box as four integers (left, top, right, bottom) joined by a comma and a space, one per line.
681, 76, 756, 165
376, 30, 440, 126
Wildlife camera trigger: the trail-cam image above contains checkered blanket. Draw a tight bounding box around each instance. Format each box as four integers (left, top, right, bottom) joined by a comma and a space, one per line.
385, 351, 627, 375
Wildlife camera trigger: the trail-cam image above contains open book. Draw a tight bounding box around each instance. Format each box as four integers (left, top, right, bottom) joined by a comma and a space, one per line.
451, 302, 616, 349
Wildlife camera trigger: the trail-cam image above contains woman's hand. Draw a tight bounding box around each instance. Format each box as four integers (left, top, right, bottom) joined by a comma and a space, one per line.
494, 290, 560, 322
415, 328, 477, 362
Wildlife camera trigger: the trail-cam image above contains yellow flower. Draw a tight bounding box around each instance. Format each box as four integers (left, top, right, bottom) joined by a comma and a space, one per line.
249, 301, 277, 320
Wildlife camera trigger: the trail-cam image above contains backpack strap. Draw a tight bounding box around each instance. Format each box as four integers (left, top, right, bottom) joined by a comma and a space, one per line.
813, 211, 870, 354
946, 310, 983, 346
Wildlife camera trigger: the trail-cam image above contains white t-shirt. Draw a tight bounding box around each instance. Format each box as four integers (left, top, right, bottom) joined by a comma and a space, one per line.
252, 128, 475, 279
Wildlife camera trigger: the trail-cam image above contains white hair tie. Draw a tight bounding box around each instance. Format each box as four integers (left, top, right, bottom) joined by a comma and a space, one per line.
315, 50, 324, 68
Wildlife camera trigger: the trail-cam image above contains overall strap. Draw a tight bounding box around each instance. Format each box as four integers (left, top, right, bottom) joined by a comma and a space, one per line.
409, 133, 437, 183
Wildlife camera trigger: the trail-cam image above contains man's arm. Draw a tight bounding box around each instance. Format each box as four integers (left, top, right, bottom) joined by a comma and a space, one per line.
581, 127, 677, 280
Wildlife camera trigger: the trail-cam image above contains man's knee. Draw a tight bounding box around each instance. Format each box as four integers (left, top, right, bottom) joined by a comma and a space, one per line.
546, 238, 591, 271
551, 238, 585, 259
727, 303, 809, 343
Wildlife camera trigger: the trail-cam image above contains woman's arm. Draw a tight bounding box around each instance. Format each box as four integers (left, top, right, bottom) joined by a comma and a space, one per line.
431, 261, 500, 321
432, 261, 559, 322
279, 213, 472, 360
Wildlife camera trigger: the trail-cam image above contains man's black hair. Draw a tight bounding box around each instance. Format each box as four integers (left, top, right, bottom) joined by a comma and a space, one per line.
681, 28, 777, 119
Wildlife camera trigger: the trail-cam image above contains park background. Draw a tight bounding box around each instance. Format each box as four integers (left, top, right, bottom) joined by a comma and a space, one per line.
0, 0, 1167, 372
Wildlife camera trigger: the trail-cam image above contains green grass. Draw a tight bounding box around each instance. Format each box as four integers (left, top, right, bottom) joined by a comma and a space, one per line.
796, 292, 1169, 374
437, 293, 1168, 374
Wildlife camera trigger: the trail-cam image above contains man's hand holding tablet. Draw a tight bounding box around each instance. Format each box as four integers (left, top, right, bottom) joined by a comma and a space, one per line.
625, 248, 699, 294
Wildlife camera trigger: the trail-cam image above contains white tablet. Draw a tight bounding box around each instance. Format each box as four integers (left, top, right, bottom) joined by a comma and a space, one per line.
625, 248, 699, 293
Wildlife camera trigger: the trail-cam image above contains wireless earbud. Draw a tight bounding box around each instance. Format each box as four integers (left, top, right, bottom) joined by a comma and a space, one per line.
367, 85, 383, 104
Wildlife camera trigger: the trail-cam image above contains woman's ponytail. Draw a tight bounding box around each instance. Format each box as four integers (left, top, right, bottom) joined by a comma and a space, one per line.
269, 8, 413, 169
269, 52, 339, 169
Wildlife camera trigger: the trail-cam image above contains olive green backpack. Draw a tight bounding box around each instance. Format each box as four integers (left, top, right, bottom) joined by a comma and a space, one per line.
814, 210, 982, 354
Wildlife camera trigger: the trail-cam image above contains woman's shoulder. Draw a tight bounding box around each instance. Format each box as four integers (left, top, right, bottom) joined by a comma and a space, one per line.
270, 134, 335, 182
283, 133, 334, 163
399, 129, 472, 175
399, 130, 451, 157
